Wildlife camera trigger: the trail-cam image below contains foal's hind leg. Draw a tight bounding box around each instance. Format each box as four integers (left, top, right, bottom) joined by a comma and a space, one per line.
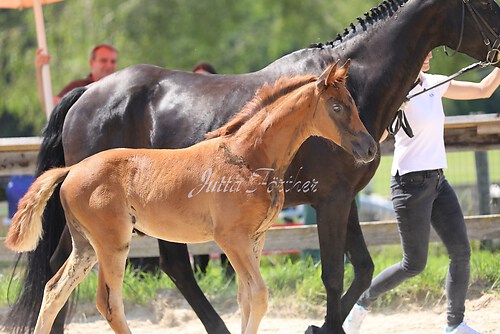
49, 226, 73, 334
35, 224, 97, 334
94, 231, 133, 333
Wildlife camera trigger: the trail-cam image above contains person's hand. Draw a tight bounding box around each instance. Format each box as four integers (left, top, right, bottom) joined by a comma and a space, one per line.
35, 48, 50, 69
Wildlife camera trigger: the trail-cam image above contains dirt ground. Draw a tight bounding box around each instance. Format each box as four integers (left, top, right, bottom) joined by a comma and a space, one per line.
2, 290, 498, 334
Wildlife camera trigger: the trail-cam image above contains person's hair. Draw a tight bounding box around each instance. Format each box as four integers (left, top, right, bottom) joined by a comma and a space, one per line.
90, 44, 118, 60
192, 62, 217, 74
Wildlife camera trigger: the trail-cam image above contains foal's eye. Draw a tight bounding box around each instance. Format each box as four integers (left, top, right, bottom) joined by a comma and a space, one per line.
333, 105, 342, 113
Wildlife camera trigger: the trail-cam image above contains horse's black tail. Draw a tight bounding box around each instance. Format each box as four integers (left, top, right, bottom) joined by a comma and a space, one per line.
4, 87, 87, 334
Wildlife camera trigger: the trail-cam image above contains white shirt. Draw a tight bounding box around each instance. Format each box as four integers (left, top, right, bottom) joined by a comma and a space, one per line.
391, 73, 451, 176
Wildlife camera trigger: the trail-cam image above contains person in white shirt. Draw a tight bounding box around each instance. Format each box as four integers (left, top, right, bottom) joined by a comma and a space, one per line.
344, 52, 500, 334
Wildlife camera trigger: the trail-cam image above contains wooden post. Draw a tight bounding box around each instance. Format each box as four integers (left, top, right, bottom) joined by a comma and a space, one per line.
471, 112, 491, 215
475, 150, 491, 215
471, 111, 495, 249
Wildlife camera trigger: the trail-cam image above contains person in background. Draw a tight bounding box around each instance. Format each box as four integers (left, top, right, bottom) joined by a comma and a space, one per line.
35, 48, 52, 112
191, 62, 235, 279
3, 46, 117, 226
35, 44, 118, 109
343, 52, 500, 334
192, 62, 217, 75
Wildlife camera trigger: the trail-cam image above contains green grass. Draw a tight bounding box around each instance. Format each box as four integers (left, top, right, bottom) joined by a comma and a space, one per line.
2, 244, 498, 313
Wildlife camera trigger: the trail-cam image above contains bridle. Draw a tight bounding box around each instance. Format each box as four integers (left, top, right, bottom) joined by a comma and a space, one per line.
389, 0, 500, 138
444, 0, 500, 65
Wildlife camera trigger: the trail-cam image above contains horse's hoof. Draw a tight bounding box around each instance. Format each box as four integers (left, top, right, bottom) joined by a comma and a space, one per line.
207, 326, 231, 334
305, 325, 321, 334
305, 324, 345, 334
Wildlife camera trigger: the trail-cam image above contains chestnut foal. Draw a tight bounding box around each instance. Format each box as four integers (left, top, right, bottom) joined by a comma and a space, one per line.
6, 60, 376, 334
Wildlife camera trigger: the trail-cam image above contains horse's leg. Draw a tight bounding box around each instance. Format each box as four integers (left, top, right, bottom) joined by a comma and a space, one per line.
35, 224, 97, 334
94, 231, 132, 333
341, 200, 374, 319
221, 254, 236, 279
234, 240, 265, 333
157, 240, 230, 334
193, 254, 210, 274
306, 195, 350, 334
237, 271, 251, 333
49, 226, 73, 334
217, 234, 267, 334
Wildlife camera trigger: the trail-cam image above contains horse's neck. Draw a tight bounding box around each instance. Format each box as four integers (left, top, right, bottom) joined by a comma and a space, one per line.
229, 87, 315, 174
349, 1, 451, 140
263, 0, 452, 141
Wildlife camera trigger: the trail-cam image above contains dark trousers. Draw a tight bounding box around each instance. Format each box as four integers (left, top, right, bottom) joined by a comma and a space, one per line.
358, 169, 471, 327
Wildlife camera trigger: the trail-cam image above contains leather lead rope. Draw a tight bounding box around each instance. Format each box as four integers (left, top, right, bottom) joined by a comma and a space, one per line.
387, 78, 421, 138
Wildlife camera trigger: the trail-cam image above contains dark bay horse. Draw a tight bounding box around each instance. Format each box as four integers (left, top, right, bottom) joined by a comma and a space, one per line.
6, 0, 499, 334
7, 62, 375, 334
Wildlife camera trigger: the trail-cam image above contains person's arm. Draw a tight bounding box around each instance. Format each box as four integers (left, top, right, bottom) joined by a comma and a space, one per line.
35, 48, 51, 112
443, 67, 500, 100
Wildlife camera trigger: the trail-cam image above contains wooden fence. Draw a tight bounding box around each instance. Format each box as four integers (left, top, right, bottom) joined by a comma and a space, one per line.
0, 114, 499, 261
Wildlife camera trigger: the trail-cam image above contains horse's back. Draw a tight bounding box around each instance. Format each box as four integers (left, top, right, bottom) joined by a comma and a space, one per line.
61, 65, 173, 162
61, 64, 264, 166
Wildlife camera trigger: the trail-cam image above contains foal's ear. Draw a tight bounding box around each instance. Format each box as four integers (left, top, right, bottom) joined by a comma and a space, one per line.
335, 59, 351, 84
316, 60, 340, 89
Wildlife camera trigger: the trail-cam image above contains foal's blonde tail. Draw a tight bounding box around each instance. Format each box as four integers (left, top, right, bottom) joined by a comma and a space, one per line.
5, 167, 71, 252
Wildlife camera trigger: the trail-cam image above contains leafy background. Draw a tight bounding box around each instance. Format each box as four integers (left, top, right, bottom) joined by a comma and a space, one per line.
1, 0, 498, 136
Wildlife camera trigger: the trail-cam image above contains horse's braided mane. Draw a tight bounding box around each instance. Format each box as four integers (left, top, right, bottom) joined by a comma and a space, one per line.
206, 74, 317, 139
310, 0, 409, 49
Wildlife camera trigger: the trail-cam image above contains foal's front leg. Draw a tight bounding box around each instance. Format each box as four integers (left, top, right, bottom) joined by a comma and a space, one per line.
157, 240, 231, 334
217, 233, 267, 334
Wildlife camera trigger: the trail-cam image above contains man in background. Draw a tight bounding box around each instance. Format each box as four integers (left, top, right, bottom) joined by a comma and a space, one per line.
36, 44, 118, 109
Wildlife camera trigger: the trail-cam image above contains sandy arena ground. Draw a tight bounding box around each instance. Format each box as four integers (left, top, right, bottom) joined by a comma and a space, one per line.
2, 290, 498, 333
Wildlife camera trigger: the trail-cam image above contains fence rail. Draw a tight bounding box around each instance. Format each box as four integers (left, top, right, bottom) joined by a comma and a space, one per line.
1, 114, 499, 176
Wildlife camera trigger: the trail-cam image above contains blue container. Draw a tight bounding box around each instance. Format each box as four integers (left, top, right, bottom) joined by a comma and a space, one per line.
6, 175, 35, 219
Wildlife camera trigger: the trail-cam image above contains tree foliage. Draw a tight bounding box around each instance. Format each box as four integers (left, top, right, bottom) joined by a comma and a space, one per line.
0, 0, 497, 136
